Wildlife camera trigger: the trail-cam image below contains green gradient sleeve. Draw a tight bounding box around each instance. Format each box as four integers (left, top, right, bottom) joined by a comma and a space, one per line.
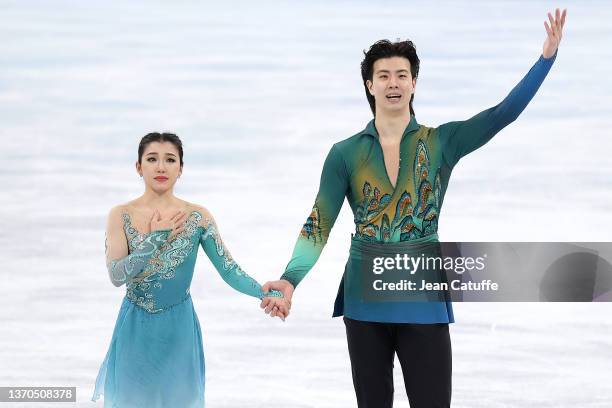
438, 51, 557, 168
200, 220, 282, 300
107, 229, 171, 286
281, 144, 349, 288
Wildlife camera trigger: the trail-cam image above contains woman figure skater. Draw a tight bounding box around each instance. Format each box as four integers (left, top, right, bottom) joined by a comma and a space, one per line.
261, 8, 567, 408
92, 132, 285, 407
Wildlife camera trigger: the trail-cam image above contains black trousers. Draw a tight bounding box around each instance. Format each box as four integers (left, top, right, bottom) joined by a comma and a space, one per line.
343, 317, 452, 408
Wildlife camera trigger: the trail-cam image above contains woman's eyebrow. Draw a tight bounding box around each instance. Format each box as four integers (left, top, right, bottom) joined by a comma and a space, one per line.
145, 152, 176, 156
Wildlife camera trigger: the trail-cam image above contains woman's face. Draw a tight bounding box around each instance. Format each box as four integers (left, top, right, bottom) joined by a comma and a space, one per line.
136, 141, 182, 193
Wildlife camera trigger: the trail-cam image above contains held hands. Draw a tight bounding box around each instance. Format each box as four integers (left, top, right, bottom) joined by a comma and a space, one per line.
150, 209, 188, 241
261, 279, 295, 321
543, 8, 567, 59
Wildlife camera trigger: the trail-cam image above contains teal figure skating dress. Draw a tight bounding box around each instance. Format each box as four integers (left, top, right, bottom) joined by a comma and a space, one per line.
92, 209, 281, 407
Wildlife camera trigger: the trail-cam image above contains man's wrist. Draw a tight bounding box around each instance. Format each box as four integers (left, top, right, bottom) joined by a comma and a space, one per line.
542, 49, 558, 61
279, 275, 297, 290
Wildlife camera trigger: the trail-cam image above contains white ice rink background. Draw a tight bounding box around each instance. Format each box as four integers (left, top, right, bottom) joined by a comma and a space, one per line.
1, 1, 611, 407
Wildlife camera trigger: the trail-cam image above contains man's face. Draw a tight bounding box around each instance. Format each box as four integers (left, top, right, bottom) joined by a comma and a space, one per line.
366, 56, 416, 115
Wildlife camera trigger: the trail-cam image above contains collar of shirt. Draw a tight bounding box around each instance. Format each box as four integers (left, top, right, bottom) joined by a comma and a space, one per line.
362, 115, 420, 140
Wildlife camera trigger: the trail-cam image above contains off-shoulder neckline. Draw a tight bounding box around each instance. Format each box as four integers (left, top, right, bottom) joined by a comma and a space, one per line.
122, 209, 204, 237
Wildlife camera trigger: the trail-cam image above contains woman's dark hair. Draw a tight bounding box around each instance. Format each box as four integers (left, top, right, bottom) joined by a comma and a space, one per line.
360, 39, 420, 116
138, 132, 184, 166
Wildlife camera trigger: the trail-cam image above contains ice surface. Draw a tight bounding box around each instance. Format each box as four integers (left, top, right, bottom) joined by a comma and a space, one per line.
1, 1, 611, 407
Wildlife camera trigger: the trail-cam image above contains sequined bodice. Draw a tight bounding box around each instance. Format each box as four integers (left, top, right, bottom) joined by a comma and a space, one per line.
123, 211, 202, 313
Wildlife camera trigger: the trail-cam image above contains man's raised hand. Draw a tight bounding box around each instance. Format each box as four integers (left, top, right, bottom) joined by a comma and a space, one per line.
543, 8, 567, 59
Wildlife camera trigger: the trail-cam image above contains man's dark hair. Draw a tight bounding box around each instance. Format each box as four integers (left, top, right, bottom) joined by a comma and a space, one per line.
138, 132, 184, 166
361, 39, 420, 116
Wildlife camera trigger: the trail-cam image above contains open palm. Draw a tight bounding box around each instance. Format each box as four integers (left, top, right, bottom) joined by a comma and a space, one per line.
543, 8, 567, 58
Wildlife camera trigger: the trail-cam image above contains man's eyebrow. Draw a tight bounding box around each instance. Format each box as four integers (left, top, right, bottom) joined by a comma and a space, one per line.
375, 69, 410, 74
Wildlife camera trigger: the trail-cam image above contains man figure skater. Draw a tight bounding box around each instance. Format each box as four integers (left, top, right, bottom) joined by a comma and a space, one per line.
262, 8, 567, 407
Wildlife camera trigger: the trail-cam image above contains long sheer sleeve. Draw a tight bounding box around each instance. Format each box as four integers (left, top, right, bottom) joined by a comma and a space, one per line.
438, 51, 557, 168
280, 144, 349, 288
199, 217, 282, 300
107, 229, 171, 287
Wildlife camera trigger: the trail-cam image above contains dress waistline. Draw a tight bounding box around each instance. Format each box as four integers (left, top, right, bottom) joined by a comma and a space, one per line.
125, 293, 192, 314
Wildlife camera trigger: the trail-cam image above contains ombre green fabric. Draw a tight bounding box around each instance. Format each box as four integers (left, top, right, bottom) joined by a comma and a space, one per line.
281, 52, 557, 323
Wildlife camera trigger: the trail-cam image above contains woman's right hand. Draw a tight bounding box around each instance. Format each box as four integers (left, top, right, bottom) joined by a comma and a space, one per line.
150, 209, 187, 239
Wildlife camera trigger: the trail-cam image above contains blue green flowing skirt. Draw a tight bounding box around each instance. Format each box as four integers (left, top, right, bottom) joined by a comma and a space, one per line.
92, 295, 205, 407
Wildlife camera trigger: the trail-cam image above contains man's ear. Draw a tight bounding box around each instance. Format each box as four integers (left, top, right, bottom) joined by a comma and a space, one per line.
366, 80, 374, 96
412, 78, 417, 92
